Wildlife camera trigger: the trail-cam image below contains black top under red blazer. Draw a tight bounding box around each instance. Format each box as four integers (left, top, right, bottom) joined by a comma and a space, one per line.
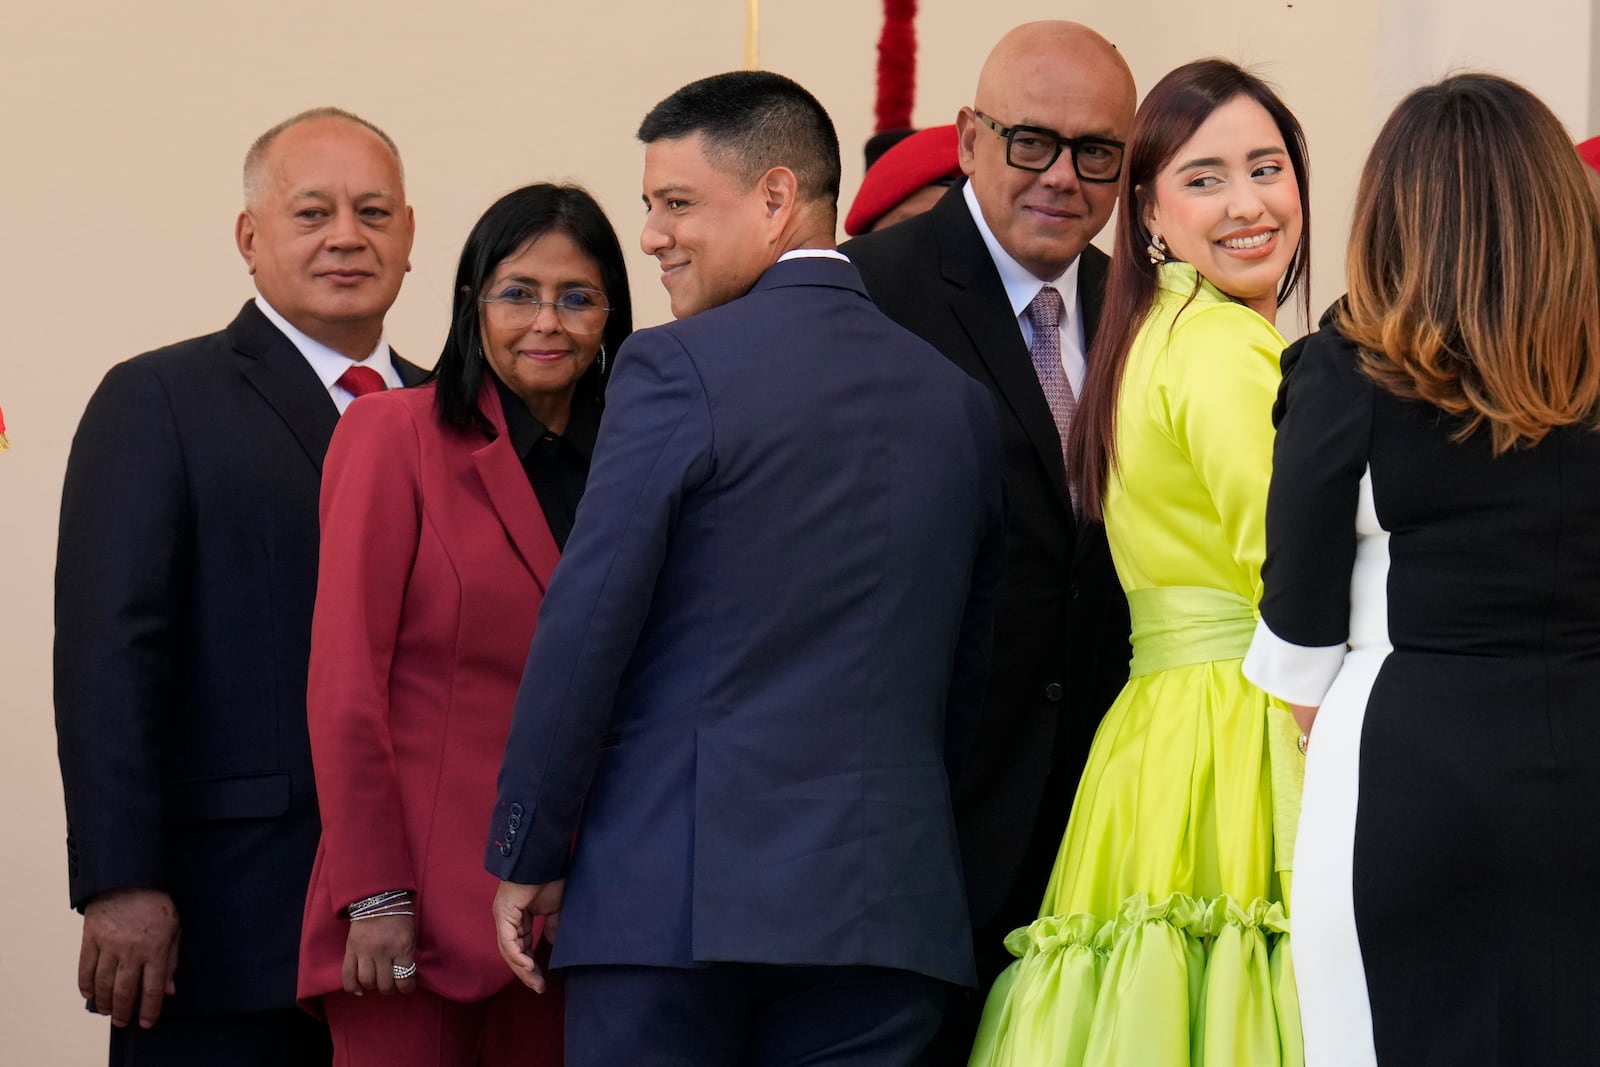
54, 301, 425, 1014
843, 185, 1133, 931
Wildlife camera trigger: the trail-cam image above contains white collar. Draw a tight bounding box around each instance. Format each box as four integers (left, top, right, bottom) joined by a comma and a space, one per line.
962, 181, 1081, 320
254, 295, 399, 389
778, 248, 851, 263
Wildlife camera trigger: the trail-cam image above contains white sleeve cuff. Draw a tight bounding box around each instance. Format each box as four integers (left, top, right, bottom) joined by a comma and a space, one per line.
1242, 617, 1345, 706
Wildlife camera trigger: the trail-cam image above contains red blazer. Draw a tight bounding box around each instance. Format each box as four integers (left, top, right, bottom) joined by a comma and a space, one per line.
299, 380, 559, 1004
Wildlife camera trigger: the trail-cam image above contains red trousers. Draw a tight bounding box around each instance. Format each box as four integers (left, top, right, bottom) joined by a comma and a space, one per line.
323, 972, 563, 1067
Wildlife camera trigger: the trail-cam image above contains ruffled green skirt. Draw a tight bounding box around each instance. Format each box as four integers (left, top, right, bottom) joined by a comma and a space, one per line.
971, 589, 1304, 1066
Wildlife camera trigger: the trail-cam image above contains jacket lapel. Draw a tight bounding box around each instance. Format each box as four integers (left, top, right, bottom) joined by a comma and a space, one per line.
394, 353, 429, 386
930, 191, 1075, 518
1077, 244, 1110, 353
229, 301, 340, 472
470, 380, 560, 593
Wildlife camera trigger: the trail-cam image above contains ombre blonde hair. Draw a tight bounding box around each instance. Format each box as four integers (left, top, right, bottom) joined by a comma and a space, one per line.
1340, 73, 1600, 453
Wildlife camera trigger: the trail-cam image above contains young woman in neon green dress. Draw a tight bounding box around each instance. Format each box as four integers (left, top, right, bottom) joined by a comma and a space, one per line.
969, 59, 1311, 1066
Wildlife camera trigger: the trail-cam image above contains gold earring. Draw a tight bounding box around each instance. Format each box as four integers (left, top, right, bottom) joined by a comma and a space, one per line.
1146, 233, 1168, 265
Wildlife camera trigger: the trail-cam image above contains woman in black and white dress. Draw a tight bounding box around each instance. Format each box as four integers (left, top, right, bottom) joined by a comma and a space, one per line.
1244, 73, 1600, 1066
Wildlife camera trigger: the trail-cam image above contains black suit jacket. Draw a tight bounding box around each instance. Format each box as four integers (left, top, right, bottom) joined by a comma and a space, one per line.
843, 185, 1132, 934
54, 301, 426, 1014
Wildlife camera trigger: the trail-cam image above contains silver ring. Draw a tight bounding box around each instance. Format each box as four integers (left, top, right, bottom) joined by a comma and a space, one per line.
392, 962, 417, 980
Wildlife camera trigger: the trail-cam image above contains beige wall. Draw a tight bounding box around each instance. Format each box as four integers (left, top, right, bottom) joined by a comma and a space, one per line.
2, 1, 1588, 1060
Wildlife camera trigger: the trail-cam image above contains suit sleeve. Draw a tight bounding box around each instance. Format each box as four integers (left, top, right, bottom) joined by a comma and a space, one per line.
54, 360, 191, 909
1159, 306, 1284, 602
944, 389, 1007, 787
305, 396, 422, 912
486, 328, 714, 884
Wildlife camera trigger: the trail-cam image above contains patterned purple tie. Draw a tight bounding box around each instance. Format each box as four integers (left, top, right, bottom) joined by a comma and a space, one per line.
1025, 286, 1077, 506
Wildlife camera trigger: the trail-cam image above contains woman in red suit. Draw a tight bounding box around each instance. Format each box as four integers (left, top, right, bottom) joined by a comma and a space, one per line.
298, 183, 632, 1066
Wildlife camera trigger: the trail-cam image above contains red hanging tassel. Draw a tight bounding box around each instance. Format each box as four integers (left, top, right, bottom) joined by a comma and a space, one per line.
875, 0, 918, 134
0, 402, 9, 452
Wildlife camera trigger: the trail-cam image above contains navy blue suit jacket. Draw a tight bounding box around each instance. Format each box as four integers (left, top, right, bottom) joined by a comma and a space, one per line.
54, 301, 425, 1014
486, 257, 1005, 988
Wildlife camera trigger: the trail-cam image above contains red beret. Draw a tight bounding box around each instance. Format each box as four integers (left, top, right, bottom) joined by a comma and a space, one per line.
844, 125, 961, 237
1579, 136, 1600, 174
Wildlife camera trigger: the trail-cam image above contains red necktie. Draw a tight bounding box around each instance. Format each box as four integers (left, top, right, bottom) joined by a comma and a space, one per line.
337, 365, 387, 399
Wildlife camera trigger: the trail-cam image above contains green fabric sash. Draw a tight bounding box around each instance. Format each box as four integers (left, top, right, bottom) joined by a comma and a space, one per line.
1127, 585, 1256, 678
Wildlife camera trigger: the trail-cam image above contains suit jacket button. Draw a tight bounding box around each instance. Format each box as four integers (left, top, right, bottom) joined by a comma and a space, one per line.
508, 814, 522, 830
509, 803, 524, 817
500, 843, 513, 857
1044, 682, 1064, 703
1068, 583, 1080, 601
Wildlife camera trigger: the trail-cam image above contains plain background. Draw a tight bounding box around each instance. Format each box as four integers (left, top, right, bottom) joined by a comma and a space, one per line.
4, 1, 1598, 1059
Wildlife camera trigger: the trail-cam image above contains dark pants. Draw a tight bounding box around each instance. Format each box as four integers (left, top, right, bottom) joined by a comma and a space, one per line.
565, 962, 950, 1067
109, 1007, 331, 1066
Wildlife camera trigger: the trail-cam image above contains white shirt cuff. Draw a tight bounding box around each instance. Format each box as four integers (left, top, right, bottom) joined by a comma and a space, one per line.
1242, 617, 1346, 706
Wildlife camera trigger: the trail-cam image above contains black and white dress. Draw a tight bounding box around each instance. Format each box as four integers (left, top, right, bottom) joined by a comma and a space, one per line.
1243, 325, 1600, 1067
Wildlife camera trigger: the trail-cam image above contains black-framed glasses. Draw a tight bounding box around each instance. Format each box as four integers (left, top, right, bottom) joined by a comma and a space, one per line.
478, 285, 612, 332
973, 111, 1124, 183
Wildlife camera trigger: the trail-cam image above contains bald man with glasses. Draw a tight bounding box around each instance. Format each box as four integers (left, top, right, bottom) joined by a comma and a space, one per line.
842, 21, 1138, 1063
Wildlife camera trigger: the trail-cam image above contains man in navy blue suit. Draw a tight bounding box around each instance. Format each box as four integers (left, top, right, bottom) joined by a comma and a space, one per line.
486, 72, 1006, 1066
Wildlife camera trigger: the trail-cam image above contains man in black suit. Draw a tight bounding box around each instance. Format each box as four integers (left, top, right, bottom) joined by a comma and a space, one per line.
843, 20, 1137, 1062
54, 107, 424, 1066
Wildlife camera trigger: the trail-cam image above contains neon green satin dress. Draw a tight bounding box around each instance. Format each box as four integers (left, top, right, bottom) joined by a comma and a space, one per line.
971, 263, 1305, 1066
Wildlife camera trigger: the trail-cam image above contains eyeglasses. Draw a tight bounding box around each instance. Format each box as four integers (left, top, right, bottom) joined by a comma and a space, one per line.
973, 111, 1125, 183
479, 285, 611, 332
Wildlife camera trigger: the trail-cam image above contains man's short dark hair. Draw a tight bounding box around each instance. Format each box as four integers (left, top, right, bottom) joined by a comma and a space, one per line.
638, 71, 841, 207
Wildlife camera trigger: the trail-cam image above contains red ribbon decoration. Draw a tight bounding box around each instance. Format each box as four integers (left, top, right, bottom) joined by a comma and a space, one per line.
875, 0, 917, 133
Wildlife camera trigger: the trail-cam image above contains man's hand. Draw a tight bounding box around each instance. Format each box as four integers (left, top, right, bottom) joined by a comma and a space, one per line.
79, 888, 180, 1029
492, 879, 563, 993
342, 914, 417, 997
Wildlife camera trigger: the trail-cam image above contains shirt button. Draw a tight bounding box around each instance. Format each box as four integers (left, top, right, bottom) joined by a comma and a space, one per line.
1044, 682, 1064, 703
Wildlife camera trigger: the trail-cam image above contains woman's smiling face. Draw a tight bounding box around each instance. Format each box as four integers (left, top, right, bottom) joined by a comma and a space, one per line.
1144, 93, 1303, 324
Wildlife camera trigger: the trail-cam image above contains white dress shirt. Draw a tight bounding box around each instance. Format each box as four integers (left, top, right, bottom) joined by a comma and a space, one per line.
777, 248, 852, 263
962, 182, 1087, 397
254, 296, 401, 415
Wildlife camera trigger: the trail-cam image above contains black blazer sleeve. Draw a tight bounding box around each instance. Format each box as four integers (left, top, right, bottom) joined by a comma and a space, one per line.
55, 358, 192, 907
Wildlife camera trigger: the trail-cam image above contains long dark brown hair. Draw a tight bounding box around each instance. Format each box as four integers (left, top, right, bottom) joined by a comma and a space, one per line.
1067, 59, 1311, 518
1340, 73, 1600, 452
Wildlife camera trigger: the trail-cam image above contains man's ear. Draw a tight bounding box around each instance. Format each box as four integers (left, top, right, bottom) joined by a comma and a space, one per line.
236, 211, 258, 274
402, 205, 416, 272
956, 107, 979, 179
760, 166, 799, 227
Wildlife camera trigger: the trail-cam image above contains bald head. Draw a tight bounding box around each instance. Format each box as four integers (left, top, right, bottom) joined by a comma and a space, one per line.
976, 21, 1133, 111
959, 20, 1137, 280
243, 107, 404, 208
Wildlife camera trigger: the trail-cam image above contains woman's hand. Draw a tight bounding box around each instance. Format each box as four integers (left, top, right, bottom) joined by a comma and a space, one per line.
342, 914, 417, 996
1290, 702, 1319, 746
